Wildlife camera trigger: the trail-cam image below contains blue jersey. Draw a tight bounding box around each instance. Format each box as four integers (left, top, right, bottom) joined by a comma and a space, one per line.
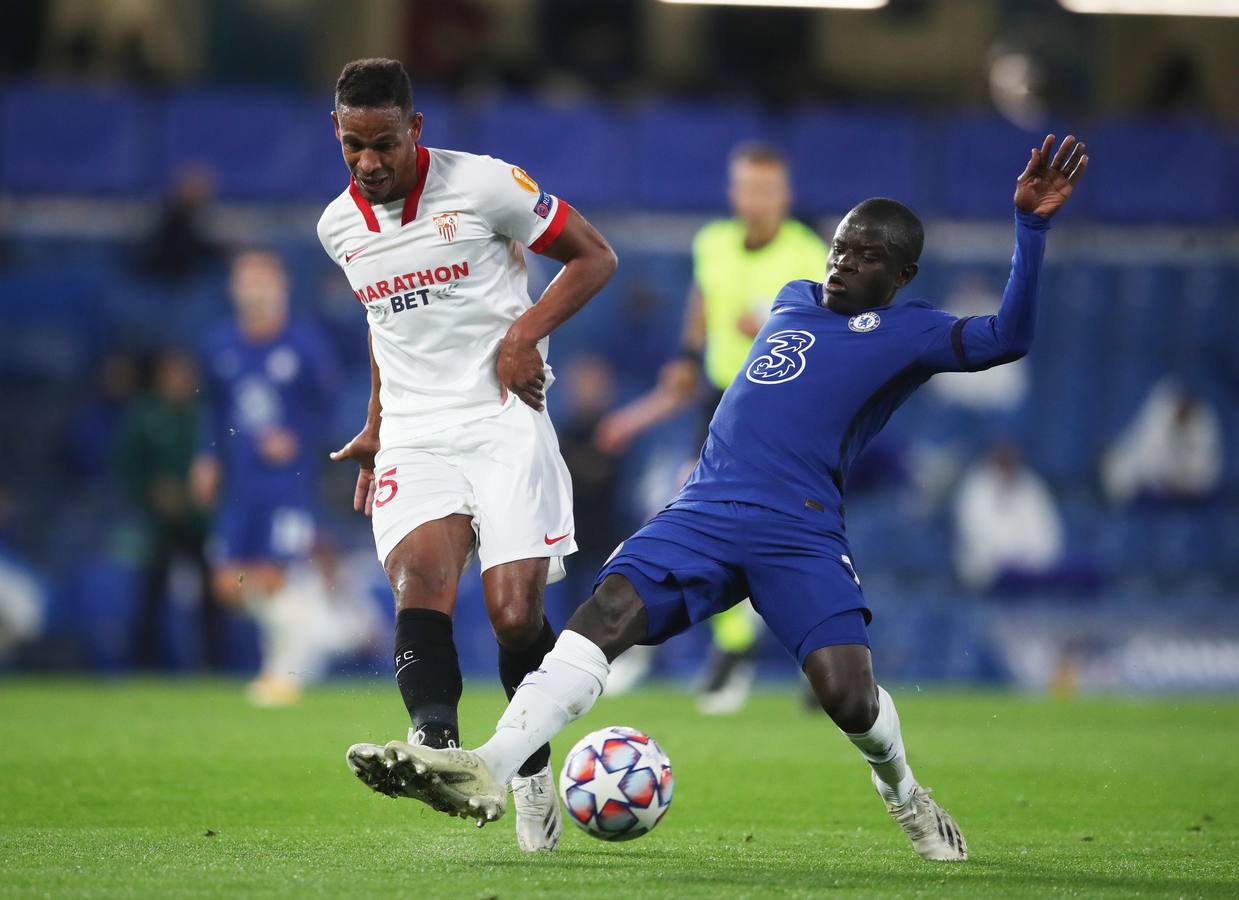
199, 320, 340, 507
677, 211, 1049, 536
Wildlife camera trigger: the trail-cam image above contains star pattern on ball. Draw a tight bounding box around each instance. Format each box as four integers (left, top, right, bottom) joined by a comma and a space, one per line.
632, 740, 668, 778
579, 756, 632, 810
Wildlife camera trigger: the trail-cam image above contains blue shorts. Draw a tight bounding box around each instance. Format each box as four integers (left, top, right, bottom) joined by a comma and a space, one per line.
594, 500, 870, 666
208, 499, 316, 565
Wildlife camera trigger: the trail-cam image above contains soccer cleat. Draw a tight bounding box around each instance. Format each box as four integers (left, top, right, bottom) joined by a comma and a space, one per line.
880, 776, 968, 861
345, 731, 455, 812
381, 742, 507, 827
346, 742, 403, 798
511, 766, 562, 851
696, 659, 755, 716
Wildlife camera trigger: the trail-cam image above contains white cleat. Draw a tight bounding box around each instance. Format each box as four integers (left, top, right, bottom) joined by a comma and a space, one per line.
382, 741, 507, 828
696, 661, 755, 716
511, 766, 562, 852
346, 742, 403, 798
880, 776, 968, 861
345, 740, 453, 812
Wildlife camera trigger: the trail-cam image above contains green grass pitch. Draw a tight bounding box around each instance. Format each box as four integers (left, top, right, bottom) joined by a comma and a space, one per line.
2, 680, 1236, 898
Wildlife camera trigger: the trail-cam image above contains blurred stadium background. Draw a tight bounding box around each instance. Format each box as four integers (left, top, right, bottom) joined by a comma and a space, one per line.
1, 0, 1237, 696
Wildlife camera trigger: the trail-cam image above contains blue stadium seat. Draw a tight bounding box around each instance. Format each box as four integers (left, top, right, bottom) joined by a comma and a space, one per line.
1084, 120, 1229, 223
163, 90, 312, 199
933, 115, 1091, 219
1, 83, 153, 195
787, 109, 922, 215
474, 96, 627, 211
631, 102, 773, 211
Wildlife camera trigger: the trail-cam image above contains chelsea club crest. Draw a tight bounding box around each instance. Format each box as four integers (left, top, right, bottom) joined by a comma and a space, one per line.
848, 311, 881, 333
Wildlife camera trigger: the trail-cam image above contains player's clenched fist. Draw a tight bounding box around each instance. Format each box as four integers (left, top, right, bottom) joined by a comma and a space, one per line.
1014, 133, 1088, 219
497, 325, 547, 411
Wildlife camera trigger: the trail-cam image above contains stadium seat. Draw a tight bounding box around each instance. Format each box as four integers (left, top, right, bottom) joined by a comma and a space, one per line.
163, 90, 314, 199
631, 102, 774, 211
933, 115, 1093, 219
1, 83, 153, 195
473, 95, 628, 211
787, 109, 922, 215
1083, 120, 1228, 223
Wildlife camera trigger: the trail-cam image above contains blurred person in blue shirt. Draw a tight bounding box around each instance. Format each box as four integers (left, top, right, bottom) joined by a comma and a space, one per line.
190, 249, 343, 704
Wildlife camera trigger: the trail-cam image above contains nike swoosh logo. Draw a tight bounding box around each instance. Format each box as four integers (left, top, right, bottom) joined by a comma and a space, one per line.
344, 246, 369, 263
544, 532, 571, 545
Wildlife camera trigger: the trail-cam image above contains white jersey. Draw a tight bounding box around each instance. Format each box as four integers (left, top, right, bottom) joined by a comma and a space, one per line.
317, 146, 569, 446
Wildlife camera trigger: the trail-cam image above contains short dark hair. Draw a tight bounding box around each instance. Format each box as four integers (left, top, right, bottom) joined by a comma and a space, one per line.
850, 197, 924, 264
728, 141, 788, 170
334, 58, 413, 114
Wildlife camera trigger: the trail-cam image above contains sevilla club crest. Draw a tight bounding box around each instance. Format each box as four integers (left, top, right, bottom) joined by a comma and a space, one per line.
433, 212, 461, 243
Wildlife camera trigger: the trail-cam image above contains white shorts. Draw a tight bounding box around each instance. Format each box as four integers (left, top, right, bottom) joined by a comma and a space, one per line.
371, 397, 576, 583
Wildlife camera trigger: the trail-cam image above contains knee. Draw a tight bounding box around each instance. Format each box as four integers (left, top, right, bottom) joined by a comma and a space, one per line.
568, 575, 647, 660
388, 562, 456, 614
490, 600, 543, 649
805, 651, 879, 733
818, 685, 879, 734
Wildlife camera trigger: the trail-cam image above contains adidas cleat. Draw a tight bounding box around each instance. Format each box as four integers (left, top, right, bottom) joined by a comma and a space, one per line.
383, 741, 507, 827
881, 777, 968, 861
511, 766, 562, 852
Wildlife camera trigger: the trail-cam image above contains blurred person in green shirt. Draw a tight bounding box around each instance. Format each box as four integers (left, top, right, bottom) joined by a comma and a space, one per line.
116, 349, 223, 670
596, 143, 827, 712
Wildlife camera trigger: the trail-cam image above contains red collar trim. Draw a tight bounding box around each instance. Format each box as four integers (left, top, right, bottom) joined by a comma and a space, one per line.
347, 177, 380, 233
347, 145, 432, 234
401, 145, 431, 226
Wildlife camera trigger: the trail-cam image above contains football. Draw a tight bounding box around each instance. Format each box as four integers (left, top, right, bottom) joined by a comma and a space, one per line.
559, 726, 674, 842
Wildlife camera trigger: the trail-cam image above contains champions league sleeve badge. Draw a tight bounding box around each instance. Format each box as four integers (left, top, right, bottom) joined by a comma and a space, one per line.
848, 311, 881, 333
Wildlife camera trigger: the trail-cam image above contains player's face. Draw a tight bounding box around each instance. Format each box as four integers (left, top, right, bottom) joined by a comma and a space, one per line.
332, 105, 423, 203
825, 215, 916, 312
230, 252, 289, 336
728, 159, 790, 230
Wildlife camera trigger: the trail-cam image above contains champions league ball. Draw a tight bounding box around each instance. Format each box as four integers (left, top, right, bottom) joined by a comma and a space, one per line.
559, 726, 673, 842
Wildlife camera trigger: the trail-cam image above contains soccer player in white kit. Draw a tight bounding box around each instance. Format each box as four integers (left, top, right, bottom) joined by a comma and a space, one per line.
318, 59, 617, 852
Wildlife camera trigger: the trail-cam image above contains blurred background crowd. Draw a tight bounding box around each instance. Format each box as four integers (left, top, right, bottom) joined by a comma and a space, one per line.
1, 0, 1237, 699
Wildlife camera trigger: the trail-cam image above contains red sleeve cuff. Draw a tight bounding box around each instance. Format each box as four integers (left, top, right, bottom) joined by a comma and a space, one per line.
529, 199, 570, 254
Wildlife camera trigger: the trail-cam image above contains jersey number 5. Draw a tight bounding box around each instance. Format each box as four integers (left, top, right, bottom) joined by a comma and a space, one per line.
745, 329, 816, 385
374, 467, 399, 508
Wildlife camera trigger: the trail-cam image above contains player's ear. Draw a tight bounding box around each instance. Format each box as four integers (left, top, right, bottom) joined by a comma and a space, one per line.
331, 110, 341, 140
409, 111, 424, 143
895, 262, 918, 289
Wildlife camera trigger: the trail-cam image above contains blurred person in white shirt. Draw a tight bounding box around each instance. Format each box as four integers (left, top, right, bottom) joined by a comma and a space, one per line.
954, 442, 1069, 593
1101, 378, 1222, 506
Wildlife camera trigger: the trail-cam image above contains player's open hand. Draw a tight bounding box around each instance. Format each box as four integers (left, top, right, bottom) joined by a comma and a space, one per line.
497, 327, 546, 412
1014, 133, 1088, 219
330, 428, 380, 515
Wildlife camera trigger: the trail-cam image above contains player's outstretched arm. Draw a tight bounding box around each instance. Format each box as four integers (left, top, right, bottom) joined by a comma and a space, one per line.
934, 134, 1088, 373
498, 208, 618, 411
330, 332, 381, 516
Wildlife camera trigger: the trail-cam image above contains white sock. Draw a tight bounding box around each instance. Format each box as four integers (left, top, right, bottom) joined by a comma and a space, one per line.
475, 630, 609, 785
844, 685, 916, 806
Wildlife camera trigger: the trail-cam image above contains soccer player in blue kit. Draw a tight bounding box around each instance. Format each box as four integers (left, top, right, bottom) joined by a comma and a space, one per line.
191, 249, 340, 704
381, 134, 1088, 860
